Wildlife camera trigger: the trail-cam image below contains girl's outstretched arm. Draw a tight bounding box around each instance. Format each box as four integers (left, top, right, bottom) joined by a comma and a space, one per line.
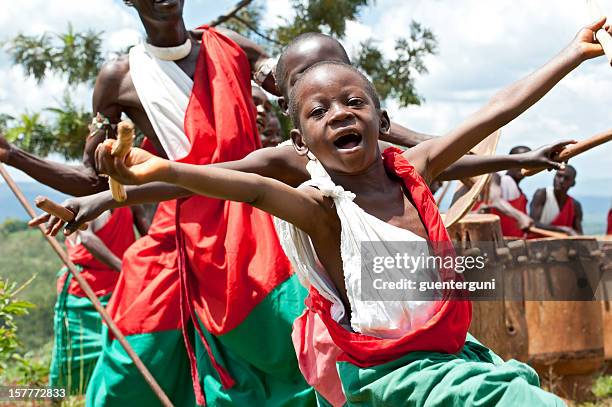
107, 141, 329, 237
406, 18, 612, 182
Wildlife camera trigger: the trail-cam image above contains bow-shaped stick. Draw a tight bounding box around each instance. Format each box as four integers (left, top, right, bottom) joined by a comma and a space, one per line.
521, 128, 612, 176
0, 163, 173, 407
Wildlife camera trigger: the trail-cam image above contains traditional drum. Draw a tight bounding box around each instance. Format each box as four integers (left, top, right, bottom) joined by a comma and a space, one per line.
595, 235, 612, 362
447, 213, 528, 361
523, 237, 604, 400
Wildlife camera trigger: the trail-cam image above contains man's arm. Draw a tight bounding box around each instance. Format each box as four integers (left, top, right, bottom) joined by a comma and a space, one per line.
379, 121, 435, 148
436, 140, 572, 180
573, 200, 583, 234
0, 132, 109, 196
77, 227, 122, 272
130, 205, 151, 236
484, 174, 533, 230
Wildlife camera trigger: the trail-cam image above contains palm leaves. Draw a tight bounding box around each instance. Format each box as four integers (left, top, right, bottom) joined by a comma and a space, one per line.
4, 95, 91, 160
1, 2, 438, 160
6, 24, 103, 86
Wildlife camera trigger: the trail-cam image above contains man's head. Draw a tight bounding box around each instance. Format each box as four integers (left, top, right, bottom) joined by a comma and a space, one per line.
123, 0, 185, 25
506, 145, 531, 181
288, 62, 389, 175
275, 33, 350, 111
553, 165, 577, 194
262, 113, 282, 147
252, 84, 271, 134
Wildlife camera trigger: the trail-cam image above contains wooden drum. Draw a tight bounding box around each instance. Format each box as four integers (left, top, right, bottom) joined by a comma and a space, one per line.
524, 237, 604, 400
595, 235, 612, 363
447, 213, 528, 361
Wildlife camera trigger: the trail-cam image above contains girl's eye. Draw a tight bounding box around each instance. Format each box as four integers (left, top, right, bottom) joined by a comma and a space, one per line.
309, 107, 326, 118
348, 98, 364, 107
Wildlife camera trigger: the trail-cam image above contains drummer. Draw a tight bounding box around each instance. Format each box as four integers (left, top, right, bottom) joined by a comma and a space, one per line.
530, 165, 583, 236
458, 143, 569, 237
482, 146, 534, 238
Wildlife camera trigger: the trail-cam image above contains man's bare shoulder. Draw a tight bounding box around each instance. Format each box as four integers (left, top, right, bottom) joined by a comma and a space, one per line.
92, 55, 133, 116
96, 55, 130, 88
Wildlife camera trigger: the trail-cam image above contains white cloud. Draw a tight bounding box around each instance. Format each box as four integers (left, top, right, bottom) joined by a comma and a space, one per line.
2, 0, 611, 197
260, 0, 295, 28
347, 0, 612, 193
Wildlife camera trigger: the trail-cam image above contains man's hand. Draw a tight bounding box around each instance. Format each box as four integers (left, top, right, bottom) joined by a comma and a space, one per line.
29, 194, 110, 236
517, 213, 535, 231
572, 17, 612, 61
96, 141, 170, 185
0, 134, 13, 163
522, 139, 577, 170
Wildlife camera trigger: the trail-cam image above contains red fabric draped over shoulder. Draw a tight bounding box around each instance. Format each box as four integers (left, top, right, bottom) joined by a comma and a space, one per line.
309, 147, 471, 368
175, 26, 294, 404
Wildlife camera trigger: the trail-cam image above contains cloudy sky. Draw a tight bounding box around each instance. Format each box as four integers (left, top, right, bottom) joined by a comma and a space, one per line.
0, 0, 611, 199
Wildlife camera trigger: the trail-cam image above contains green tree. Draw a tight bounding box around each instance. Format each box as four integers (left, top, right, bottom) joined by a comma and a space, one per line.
6, 23, 103, 86
219, 0, 438, 107
4, 1, 437, 158
0, 276, 50, 386
355, 21, 437, 106
4, 112, 55, 157
0, 219, 29, 235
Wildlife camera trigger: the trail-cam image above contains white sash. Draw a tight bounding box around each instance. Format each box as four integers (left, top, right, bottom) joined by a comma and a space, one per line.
274, 155, 437, 339
128, 43, 193, 161
540, 187, 561, 225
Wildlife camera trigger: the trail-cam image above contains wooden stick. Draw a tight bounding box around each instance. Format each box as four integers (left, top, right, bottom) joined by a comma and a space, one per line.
34, 196, 87, 231
109, 121, 134, 202
0, 163, 174, 407
522, 128, 612, 176
528, 226, 569, 239
587, 0, 612, 66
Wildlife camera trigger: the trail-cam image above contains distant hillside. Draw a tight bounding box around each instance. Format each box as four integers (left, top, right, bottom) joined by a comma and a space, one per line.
0, 226, 61, 350
2, 181, 610, 234
0, 182, 69, 222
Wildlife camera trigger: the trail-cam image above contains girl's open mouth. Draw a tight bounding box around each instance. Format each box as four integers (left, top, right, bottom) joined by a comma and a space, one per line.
333, 133, 363, 150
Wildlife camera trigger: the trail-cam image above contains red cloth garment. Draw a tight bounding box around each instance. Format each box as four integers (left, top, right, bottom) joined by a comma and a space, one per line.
607, 209, 612, 235
551, 195, 575, 228
307, 147, 471, 368
491, 193, 528, 238
60, 207, 135, 297
140, 136, 160, 156
173, 26, 294, 404
292, 308, 345, 407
